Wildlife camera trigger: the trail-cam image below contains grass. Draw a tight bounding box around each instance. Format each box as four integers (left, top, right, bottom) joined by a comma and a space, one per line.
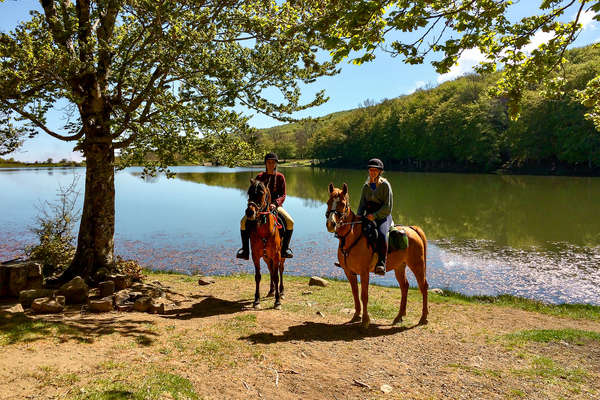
502, 329, 600, 346
512, 356, 589, 384
71, 370, 199, 400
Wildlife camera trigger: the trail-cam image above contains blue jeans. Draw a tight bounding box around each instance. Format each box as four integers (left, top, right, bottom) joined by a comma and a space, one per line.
376, 214, 394, 244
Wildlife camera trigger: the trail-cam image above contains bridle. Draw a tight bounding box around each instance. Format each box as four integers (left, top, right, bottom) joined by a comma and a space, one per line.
326, 193, 365, 268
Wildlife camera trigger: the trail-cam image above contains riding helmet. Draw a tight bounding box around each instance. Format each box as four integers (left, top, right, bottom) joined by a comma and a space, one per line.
264, 152, 279, 163
367, 158, 384, 170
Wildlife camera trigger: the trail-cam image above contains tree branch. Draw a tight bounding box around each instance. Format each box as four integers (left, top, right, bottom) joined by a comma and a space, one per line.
1, 100, 84, 141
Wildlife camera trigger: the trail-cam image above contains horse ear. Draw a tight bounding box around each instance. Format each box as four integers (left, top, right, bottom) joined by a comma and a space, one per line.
328, 182, 334, 193
342, 183, 348, 195
250, 178, 255, 185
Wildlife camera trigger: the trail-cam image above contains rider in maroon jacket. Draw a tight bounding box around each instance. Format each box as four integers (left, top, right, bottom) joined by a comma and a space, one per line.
236, 152, 294, 260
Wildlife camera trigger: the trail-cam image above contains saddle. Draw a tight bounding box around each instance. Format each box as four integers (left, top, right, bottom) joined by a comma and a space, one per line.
362, 220, 409, 252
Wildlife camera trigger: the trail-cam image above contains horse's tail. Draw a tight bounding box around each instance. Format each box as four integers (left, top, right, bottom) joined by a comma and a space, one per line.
409, 226, 427, 270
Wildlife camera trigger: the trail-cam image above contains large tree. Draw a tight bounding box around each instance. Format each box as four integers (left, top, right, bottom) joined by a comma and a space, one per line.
0, 0, 336, 283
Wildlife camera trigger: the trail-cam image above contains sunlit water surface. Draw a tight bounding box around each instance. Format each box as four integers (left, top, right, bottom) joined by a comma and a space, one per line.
1, 166, 599, 305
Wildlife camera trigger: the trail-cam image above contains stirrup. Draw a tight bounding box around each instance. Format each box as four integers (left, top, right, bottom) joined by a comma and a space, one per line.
374, 263, 386, 276
236, 248, 249, 260
282, 248, 293, 258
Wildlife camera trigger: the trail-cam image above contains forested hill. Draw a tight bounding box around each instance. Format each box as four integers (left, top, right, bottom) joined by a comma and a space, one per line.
258, 45, 600, 175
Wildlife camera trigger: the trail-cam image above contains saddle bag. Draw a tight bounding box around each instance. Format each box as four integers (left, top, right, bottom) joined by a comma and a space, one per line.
389, 226, 409, 251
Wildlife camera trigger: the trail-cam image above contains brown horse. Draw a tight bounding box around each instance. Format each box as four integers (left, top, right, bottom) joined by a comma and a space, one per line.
245, 179, 285, 309
325, 183, 428, 328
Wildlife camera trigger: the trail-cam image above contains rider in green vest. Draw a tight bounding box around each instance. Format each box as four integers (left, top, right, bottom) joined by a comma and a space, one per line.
356, 158, 393, 276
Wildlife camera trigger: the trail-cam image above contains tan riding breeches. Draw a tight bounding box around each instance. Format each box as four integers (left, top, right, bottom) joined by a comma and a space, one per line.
240, 207, 294, 231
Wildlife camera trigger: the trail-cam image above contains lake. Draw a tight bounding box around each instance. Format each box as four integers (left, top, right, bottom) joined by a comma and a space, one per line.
1, 166, 599, 305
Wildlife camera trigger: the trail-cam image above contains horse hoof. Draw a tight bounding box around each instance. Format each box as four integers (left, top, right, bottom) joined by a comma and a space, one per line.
360, 318, 370, 329
347, 314, 361, 324
280, 294, 285, 300
418, 317, 428, 325
266, 291, 274, 298
392, 315, 402, 325
253, 302, 261, 309
274, 303, 282, 310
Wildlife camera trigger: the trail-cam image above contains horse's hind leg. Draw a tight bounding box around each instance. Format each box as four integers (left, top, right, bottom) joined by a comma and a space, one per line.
266, 279, 275, 297
252, 256, 261, 308
410, 262, 429, 325
344, 269, 361, 323
393, 266, 409, 325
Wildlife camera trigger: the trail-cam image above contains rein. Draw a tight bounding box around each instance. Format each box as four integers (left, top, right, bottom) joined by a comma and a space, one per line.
333, 207, 365, 268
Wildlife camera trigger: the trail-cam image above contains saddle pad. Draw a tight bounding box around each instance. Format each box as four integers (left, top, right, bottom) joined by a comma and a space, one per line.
389, 226, 409, 251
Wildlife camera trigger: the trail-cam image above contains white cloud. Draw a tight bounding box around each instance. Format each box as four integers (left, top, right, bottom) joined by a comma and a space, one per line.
437, 48, 487, 83
406, 80, 426, 94
580, 8, 598, 31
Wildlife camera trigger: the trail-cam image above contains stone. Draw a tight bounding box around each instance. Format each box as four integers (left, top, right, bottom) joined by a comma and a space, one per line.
88, 288, 101, 298
19, 288, 55, 308
98, 280, 115, 297
109, 274, 132, 291
133, 296, 152, 312
128, 291, 144, 300
0, 303, 25, 315
429, 288, 444, 295
113, 290, 131, 306
57, 276, 89, 304
308, 276, 328, 287
88, 297, 114, 313
380, 384, 393, 394
0, 260, 43, 297
149, 301, 165, 314
116, 303, 134, 312
31, 297, 64, 314
197, 276, 216, 286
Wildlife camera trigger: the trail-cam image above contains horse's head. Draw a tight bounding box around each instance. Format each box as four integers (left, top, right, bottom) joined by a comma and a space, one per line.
326, 182, 349, 232
245, 179, 269, 221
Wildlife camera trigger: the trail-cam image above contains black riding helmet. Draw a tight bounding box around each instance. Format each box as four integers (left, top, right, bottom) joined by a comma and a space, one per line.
264, 152, 279, 163
367, 158, 384, 170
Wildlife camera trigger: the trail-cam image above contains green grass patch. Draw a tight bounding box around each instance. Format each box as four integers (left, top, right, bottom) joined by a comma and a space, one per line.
512, 356, 589, 383
502, 329, 600, 346
71, 371, 198, 400
0, 314, 90, 345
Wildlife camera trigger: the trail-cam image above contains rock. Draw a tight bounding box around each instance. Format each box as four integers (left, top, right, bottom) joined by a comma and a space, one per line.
88, 297, 114, 313
0, 303, 25, 315
308, 276, 328, 287
113, 290, 131, 306
316, 311, 325, 318
19, 288, 55, 308
301, 291, 313, 295
109, 274, 131, 291
133, 296, 152, 312
98, 280, 115, 297
197, 276, 216, 286
115, 303, 134, 312
149, 301, 165, 314
94, 267, 110, 282
31, 297, 64, 314
57, 276, 89, 304
429, 288, 444, 295
0, 260, 43, 297
88, 288, 101, 298
380, 384, 393, 394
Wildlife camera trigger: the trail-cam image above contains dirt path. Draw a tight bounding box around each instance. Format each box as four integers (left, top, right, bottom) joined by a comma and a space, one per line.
1, 273, 599, 400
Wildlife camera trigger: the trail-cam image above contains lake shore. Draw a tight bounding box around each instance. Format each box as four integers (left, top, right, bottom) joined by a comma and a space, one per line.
1, 271, 599, 400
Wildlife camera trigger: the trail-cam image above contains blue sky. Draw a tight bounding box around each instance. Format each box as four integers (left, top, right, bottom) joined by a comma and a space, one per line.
1, 1, 599, 162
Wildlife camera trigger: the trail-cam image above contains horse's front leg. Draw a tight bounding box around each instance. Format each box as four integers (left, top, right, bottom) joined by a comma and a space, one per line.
269, 258, 282, 309
278, 260, 285, 299
252, 254, 261, 308
360, 270, 370, 329
344, 269, 361, 324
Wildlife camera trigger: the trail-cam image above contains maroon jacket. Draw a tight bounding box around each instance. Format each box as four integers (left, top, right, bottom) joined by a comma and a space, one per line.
255, 171, 286, 207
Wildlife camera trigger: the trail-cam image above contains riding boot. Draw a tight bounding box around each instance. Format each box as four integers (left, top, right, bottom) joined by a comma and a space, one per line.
281, 229, 294, 258
374, 235, 387, 275
236, 230, 250, 260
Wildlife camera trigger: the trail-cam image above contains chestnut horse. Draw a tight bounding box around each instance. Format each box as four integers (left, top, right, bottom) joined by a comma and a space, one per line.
325, 183, 428, 328
245, 179, 285, 309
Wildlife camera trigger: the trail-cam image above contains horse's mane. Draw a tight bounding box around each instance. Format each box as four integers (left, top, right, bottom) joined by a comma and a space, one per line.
248, 179, 271, 205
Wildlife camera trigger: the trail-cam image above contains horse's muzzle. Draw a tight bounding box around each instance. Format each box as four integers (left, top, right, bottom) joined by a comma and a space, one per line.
246, 207, 256, 221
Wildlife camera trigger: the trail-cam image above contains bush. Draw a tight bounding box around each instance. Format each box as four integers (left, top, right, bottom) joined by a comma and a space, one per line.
25, 178, 80, 277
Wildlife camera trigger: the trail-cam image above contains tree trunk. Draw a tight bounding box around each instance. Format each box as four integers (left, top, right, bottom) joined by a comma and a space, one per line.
58, 142, 115, 284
